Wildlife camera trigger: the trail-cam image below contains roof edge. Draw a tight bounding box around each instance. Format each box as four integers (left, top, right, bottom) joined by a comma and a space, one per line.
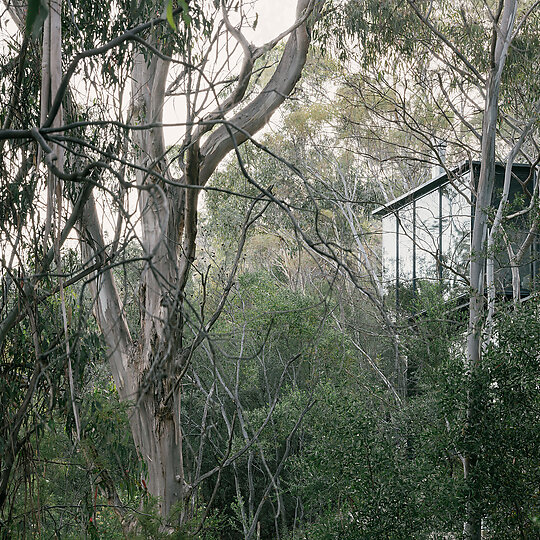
371, 161, 532, 218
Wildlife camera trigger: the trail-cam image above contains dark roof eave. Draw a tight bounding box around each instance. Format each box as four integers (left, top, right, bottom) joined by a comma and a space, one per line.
372, 160, 534, 218
372, 161, 474, 218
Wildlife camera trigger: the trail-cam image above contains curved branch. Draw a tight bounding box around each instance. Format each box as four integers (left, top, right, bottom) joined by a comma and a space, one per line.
198, 0, 323, 186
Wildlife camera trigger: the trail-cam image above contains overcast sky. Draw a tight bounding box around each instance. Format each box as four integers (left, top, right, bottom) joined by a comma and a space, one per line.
245, 0, 297, 45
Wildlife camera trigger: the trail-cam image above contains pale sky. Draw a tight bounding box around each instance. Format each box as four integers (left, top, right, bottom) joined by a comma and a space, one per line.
246, 0, 298, 45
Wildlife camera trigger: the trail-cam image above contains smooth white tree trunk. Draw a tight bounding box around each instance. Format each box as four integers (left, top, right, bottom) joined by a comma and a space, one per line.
465, 2, 518, 538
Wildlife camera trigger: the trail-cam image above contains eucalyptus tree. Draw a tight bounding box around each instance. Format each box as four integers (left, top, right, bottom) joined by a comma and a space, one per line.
392, 2, 540, 537
0, 0, 327, 526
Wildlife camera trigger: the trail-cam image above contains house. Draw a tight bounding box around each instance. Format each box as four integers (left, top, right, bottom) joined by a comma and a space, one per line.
373, 161, 537, 307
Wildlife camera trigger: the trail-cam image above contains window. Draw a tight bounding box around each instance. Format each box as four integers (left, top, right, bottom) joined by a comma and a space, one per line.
441, 183, 471, 291
382, 213, 397, 290
415, 190, 440, 285
376, 163, 536, 305
398, 204, 414, 284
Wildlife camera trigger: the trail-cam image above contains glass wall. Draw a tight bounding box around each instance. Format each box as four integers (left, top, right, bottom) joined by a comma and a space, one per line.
380, 180, 472, 301
492, 168, 535, 293
441, 182, 471, 292
398, 205, 414, 285
382, 214, 397, 290
379, 164, 535, 306
415, 190, 440, 286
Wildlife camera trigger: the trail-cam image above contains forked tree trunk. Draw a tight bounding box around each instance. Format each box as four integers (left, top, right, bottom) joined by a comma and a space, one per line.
128, 41, 188, 517
0, 0, 321, 520
78, 0, 322, 521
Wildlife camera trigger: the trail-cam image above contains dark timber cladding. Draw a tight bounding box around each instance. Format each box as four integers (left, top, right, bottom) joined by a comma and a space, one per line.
373, 161, 536, 302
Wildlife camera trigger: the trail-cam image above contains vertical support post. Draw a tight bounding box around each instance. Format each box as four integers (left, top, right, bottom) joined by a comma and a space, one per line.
396, 211, 400, 309
439, 187, 443, 283
412, 199, 417, 294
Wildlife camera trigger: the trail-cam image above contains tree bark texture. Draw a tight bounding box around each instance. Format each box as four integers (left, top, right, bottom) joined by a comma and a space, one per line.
75, 0, 323, 520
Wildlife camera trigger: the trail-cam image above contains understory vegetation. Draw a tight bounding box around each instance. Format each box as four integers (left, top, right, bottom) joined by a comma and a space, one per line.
1, 0, 539, 538
2, 269, 539, 538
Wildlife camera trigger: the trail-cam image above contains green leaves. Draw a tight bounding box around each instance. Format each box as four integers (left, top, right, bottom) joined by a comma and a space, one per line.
166, 0, 176, 31
165, 0, 191, 32
180, 0, 191, 26
25, 0, 49, 38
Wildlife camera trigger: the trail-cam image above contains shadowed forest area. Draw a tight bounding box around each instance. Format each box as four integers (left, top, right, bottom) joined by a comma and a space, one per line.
0, 0, 539, 538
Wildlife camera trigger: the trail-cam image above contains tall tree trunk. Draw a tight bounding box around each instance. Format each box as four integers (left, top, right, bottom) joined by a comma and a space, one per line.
127, 35, 192, 516
464, 1, 517, 537
76, 0, 323, 521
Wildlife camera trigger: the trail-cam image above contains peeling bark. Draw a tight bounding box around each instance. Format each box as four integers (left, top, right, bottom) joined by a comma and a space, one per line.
77, 0, 324, 521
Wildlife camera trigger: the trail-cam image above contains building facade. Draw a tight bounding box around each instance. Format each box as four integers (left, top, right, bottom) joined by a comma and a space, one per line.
373, 162, 536, 306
